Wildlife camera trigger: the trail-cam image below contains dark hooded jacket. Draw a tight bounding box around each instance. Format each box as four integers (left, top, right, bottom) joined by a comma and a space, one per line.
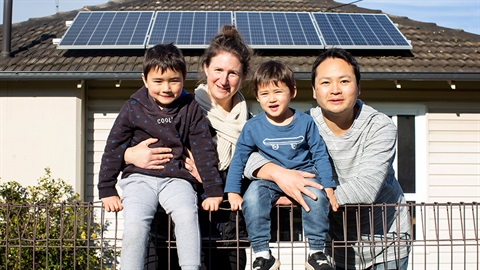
98, 86, 223, 199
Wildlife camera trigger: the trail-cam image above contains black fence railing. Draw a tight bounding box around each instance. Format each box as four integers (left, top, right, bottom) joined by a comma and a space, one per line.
0, 202, 478, 269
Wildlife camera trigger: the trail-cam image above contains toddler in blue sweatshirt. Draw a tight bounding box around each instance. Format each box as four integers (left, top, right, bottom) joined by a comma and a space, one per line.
225, 60, 338, 270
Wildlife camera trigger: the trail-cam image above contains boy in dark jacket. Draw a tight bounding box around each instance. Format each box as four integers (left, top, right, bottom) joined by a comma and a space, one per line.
98, 43, 223, 270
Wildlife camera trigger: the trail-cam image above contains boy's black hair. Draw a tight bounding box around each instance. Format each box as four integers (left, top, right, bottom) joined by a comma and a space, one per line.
143, 43, 187, 80
252, 60, 296, 96
311, 48, 361, 87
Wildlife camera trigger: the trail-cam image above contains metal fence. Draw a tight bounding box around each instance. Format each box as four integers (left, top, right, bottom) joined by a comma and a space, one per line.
0, 202, 478, 269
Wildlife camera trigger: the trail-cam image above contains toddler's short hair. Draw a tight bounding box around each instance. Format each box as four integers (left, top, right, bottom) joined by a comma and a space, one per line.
252, 60, 295, 96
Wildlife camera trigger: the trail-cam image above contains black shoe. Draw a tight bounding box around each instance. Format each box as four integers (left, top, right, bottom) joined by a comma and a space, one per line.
306, 251, 333, 270
252, 251, 280, 270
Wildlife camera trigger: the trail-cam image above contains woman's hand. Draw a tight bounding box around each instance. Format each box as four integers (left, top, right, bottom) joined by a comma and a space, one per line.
201, 196, 223, 211
227, 193, 243, 211
124, 138, 173, 169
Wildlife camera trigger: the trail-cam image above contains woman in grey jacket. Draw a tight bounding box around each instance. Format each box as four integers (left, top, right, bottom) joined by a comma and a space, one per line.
246, 48, 411, 270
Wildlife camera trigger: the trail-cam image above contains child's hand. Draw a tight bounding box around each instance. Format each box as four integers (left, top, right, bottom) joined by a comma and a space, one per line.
201, 196, 223, 211
325, 188, 339, 212
101, 196, 123, 212
228, 193, 243, 211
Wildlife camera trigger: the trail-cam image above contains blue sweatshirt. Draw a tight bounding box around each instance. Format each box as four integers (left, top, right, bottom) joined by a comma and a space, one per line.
225, 109, 335, 194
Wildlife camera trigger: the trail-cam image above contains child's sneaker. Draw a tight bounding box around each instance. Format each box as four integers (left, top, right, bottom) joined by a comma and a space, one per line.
252, 251, 280, 270
305, 251, 333, 270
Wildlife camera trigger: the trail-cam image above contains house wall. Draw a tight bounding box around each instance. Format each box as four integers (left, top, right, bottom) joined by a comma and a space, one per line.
70, 80, 480, 205
1, 79, 478, 269
427, 102, 480, 203
2, 80, 477, 206
0, 81, 85, 194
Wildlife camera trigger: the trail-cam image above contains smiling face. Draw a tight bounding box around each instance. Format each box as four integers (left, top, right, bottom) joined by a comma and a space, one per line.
256, 81, 296, 125
312, 57, 360, 121
203, 51, 244, 111
142, 67, 184, 109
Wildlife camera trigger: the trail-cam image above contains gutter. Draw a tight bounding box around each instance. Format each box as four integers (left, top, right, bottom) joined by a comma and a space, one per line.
0, 71, 480, 81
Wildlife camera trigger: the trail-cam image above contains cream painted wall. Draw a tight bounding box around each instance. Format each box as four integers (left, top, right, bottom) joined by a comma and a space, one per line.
427, 105, 480, 203
0, 81, 84, 195
83, 85, 479, 269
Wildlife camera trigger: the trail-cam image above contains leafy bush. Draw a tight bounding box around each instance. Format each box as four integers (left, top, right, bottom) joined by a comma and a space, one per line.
0, 168, 117, 269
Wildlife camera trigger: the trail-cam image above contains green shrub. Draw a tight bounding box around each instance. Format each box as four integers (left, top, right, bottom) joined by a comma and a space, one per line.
0, 168, 117, 269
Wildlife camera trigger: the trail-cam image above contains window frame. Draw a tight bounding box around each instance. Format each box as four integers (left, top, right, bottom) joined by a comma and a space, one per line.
368, 102, 427, 203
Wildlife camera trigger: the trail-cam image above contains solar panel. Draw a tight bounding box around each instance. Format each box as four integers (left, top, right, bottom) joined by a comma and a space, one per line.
57, 11, 412, 51
147, 11, 233, 48
234, 12, 323, 49
312, 13, 412, 50
57, 11, 154, 49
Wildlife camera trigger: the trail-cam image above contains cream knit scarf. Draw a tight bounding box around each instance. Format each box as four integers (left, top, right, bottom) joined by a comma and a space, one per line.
195, 84, 248, 171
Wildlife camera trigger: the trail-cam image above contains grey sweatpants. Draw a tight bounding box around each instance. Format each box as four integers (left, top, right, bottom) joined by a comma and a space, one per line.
119, 174, 200, 270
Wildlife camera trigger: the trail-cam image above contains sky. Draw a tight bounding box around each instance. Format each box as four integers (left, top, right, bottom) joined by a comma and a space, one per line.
335, 0, 480, 35
1, 0, 479, 35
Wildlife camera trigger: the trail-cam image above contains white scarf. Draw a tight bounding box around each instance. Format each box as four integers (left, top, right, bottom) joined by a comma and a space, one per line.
195, 84, 248, 171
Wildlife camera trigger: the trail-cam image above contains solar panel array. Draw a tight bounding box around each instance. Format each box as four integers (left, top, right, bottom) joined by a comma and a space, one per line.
235, 12, 322, 49
147, 11, 233, 48
57, 11, 411, 50
58, 11, 154, 49
312, 13, 411, 50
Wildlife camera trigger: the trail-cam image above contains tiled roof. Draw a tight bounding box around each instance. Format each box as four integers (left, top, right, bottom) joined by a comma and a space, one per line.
1, 0, 480, 79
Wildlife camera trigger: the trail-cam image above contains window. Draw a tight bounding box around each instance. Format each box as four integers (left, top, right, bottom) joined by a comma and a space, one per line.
397, 115, 416, 193
373, 103, 427, 203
